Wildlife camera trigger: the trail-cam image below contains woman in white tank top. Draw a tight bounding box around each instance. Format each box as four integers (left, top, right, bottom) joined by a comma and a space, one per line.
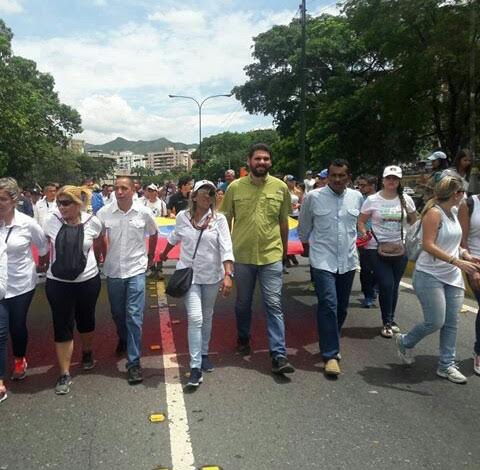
458, 193, 480, 376
396, 175, 480, 384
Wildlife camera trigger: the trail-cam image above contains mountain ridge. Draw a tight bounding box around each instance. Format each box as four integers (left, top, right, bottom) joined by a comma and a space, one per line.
85, 136, 197, 154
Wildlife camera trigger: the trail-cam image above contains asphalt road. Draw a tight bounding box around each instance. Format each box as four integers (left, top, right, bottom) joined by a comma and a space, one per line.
1, 259, 480, 470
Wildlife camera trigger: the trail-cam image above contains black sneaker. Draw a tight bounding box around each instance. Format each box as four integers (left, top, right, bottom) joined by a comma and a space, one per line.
127, 365, 143, 385
116, 339, 127, 356
201, 355, 214, 372
272, 356, 295, 374
187, 368, 203, 387
236, 338, 251, 356
55, 373, 72, 395
82, 350, 95, 371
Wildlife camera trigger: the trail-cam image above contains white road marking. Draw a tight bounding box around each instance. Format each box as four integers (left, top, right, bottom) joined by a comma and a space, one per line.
155, 281, 196, 470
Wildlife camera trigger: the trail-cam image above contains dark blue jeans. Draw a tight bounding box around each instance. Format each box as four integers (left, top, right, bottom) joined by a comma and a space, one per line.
358, 248, 376, 300
311, 268, 356, 360
366, 250, 408, 326
0, 289, 35, 379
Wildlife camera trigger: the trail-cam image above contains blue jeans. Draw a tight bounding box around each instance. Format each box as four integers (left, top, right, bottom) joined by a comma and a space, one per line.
107, 274, 146, 369
402, 270, 464, 369
359, 248, 376, 300
234, 261, 287, 358
367, 250, 408, 325
184, 283, 219, 369
311, 268, 356, 360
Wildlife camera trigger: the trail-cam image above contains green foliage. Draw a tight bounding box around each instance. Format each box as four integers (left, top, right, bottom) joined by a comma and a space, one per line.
0, 19, 82, 185
234, 1, 479, 176
192, 129, 279, 181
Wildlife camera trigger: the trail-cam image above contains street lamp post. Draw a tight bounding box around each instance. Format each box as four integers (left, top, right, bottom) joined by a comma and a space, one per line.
168, 93, 232, 162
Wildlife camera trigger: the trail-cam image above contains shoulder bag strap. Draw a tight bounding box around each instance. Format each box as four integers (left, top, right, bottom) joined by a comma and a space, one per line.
4, 226, 13, 243
192, 228, 205, 261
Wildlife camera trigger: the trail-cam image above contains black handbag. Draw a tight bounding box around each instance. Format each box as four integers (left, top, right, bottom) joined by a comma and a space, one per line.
165, 228, 205, 298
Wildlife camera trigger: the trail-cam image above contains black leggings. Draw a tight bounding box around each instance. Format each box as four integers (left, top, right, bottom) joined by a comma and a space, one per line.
46, 275, 101, 342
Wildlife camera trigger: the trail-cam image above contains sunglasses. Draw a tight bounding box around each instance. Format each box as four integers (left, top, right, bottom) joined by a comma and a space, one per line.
57, 199, 74, 207
197, 188, 216, 197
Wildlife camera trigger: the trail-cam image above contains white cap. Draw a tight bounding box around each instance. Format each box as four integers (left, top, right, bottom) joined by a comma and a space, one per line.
147, 183, 158, 191
383, 165, 402, 179
193, 179, 216, 193
428, 151, 447, 161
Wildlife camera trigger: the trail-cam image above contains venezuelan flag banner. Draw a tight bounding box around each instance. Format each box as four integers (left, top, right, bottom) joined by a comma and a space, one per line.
155, 216, 303, 260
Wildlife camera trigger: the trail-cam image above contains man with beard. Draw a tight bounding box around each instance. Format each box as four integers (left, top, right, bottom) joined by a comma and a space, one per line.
221, 143, 295, 375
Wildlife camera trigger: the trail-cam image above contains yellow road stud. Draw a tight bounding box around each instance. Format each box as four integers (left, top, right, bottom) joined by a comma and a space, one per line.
149, 413, 166, 423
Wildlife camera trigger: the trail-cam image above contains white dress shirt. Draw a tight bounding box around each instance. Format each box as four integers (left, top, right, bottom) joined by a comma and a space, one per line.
44, 210, 103, 283
0, 210, 49, 298
168, 209, 234, 284
96, 201, 158, 279
298, 185, 363, 274
0, 240, 7, 300
33, 198, 57, 229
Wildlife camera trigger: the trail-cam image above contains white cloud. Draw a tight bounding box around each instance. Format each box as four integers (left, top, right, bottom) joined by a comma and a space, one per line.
77, 94, 262, 144
12, 7, 287, 143
0, 0, 23, 13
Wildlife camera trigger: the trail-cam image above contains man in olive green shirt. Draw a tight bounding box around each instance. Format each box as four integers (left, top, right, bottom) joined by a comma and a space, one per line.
222, 143, 294, 375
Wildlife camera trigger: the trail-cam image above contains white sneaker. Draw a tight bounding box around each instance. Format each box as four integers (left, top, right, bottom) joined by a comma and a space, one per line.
473, 353, 480, 376
391, 323, 400, 334
395, 334, 414, 365
436, 365, 467, 384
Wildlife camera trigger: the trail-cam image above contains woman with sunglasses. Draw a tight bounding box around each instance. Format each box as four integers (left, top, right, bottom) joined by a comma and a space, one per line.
43, 186, 103, 395
396, 175, 480, 383
0, 177, 49, 403
160, 180, 234, 388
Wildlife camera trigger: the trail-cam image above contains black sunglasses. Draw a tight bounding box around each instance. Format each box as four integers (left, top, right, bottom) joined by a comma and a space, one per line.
57, 199, 74, 207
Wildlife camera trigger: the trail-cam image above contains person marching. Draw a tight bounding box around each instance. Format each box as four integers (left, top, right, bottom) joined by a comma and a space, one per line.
161, 180, 234, 387
96, 177, 158, 385
358, 166, 416, 338
396, 175, 480, 383
43, 186, 103, 395
0, 177, 49, 397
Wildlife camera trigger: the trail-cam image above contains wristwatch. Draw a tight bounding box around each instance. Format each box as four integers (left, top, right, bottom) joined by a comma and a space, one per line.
225, 271, 235, 279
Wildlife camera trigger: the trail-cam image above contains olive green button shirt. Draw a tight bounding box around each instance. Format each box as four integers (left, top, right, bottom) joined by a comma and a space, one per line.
221, 174, 291, 265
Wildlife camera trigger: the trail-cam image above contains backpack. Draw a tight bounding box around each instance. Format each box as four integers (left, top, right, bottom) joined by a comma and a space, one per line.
51, 215, 92, 280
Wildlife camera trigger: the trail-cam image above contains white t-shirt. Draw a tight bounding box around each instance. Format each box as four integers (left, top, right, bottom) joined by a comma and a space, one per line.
361, 192, 416, 248
44, 211, 103, 283
143, 198, 167, 217
33, 198, 57, 229
304, 178, 316, 193
0, 210, 49, 298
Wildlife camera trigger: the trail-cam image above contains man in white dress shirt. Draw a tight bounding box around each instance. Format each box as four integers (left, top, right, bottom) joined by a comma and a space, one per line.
33, 183, 57, 229
96, 177, 158, 385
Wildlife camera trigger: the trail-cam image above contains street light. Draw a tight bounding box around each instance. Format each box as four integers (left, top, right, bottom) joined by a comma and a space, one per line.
168, 93, 232, 162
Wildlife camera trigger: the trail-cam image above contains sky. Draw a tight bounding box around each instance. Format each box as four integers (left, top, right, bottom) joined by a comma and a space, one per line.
1, 0, 340, 145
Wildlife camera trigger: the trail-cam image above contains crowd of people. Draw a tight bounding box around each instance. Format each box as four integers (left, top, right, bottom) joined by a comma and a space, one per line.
0, 143, 479, 403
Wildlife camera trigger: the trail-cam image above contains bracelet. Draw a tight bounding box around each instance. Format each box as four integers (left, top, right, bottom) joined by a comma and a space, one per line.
447, 255, 457, 264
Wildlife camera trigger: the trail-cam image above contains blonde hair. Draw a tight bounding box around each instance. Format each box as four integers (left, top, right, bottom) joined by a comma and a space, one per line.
57, 185, 89, 208
188, 188, 217, 219
421, 175, 464, 218
0, 177, 20, 202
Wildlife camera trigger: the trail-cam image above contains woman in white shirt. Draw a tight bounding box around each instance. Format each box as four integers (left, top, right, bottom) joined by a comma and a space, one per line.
396, 175, 480, 383
160, 180, 234, 388
0, 177, 49, 404
44, 186, 103, 395
358, 166, 417, 338
458, 190, 480, 376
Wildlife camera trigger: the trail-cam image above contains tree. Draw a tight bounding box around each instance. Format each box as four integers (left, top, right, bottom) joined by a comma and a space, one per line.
0, 20, 82, 183
233, 2, 479, 176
